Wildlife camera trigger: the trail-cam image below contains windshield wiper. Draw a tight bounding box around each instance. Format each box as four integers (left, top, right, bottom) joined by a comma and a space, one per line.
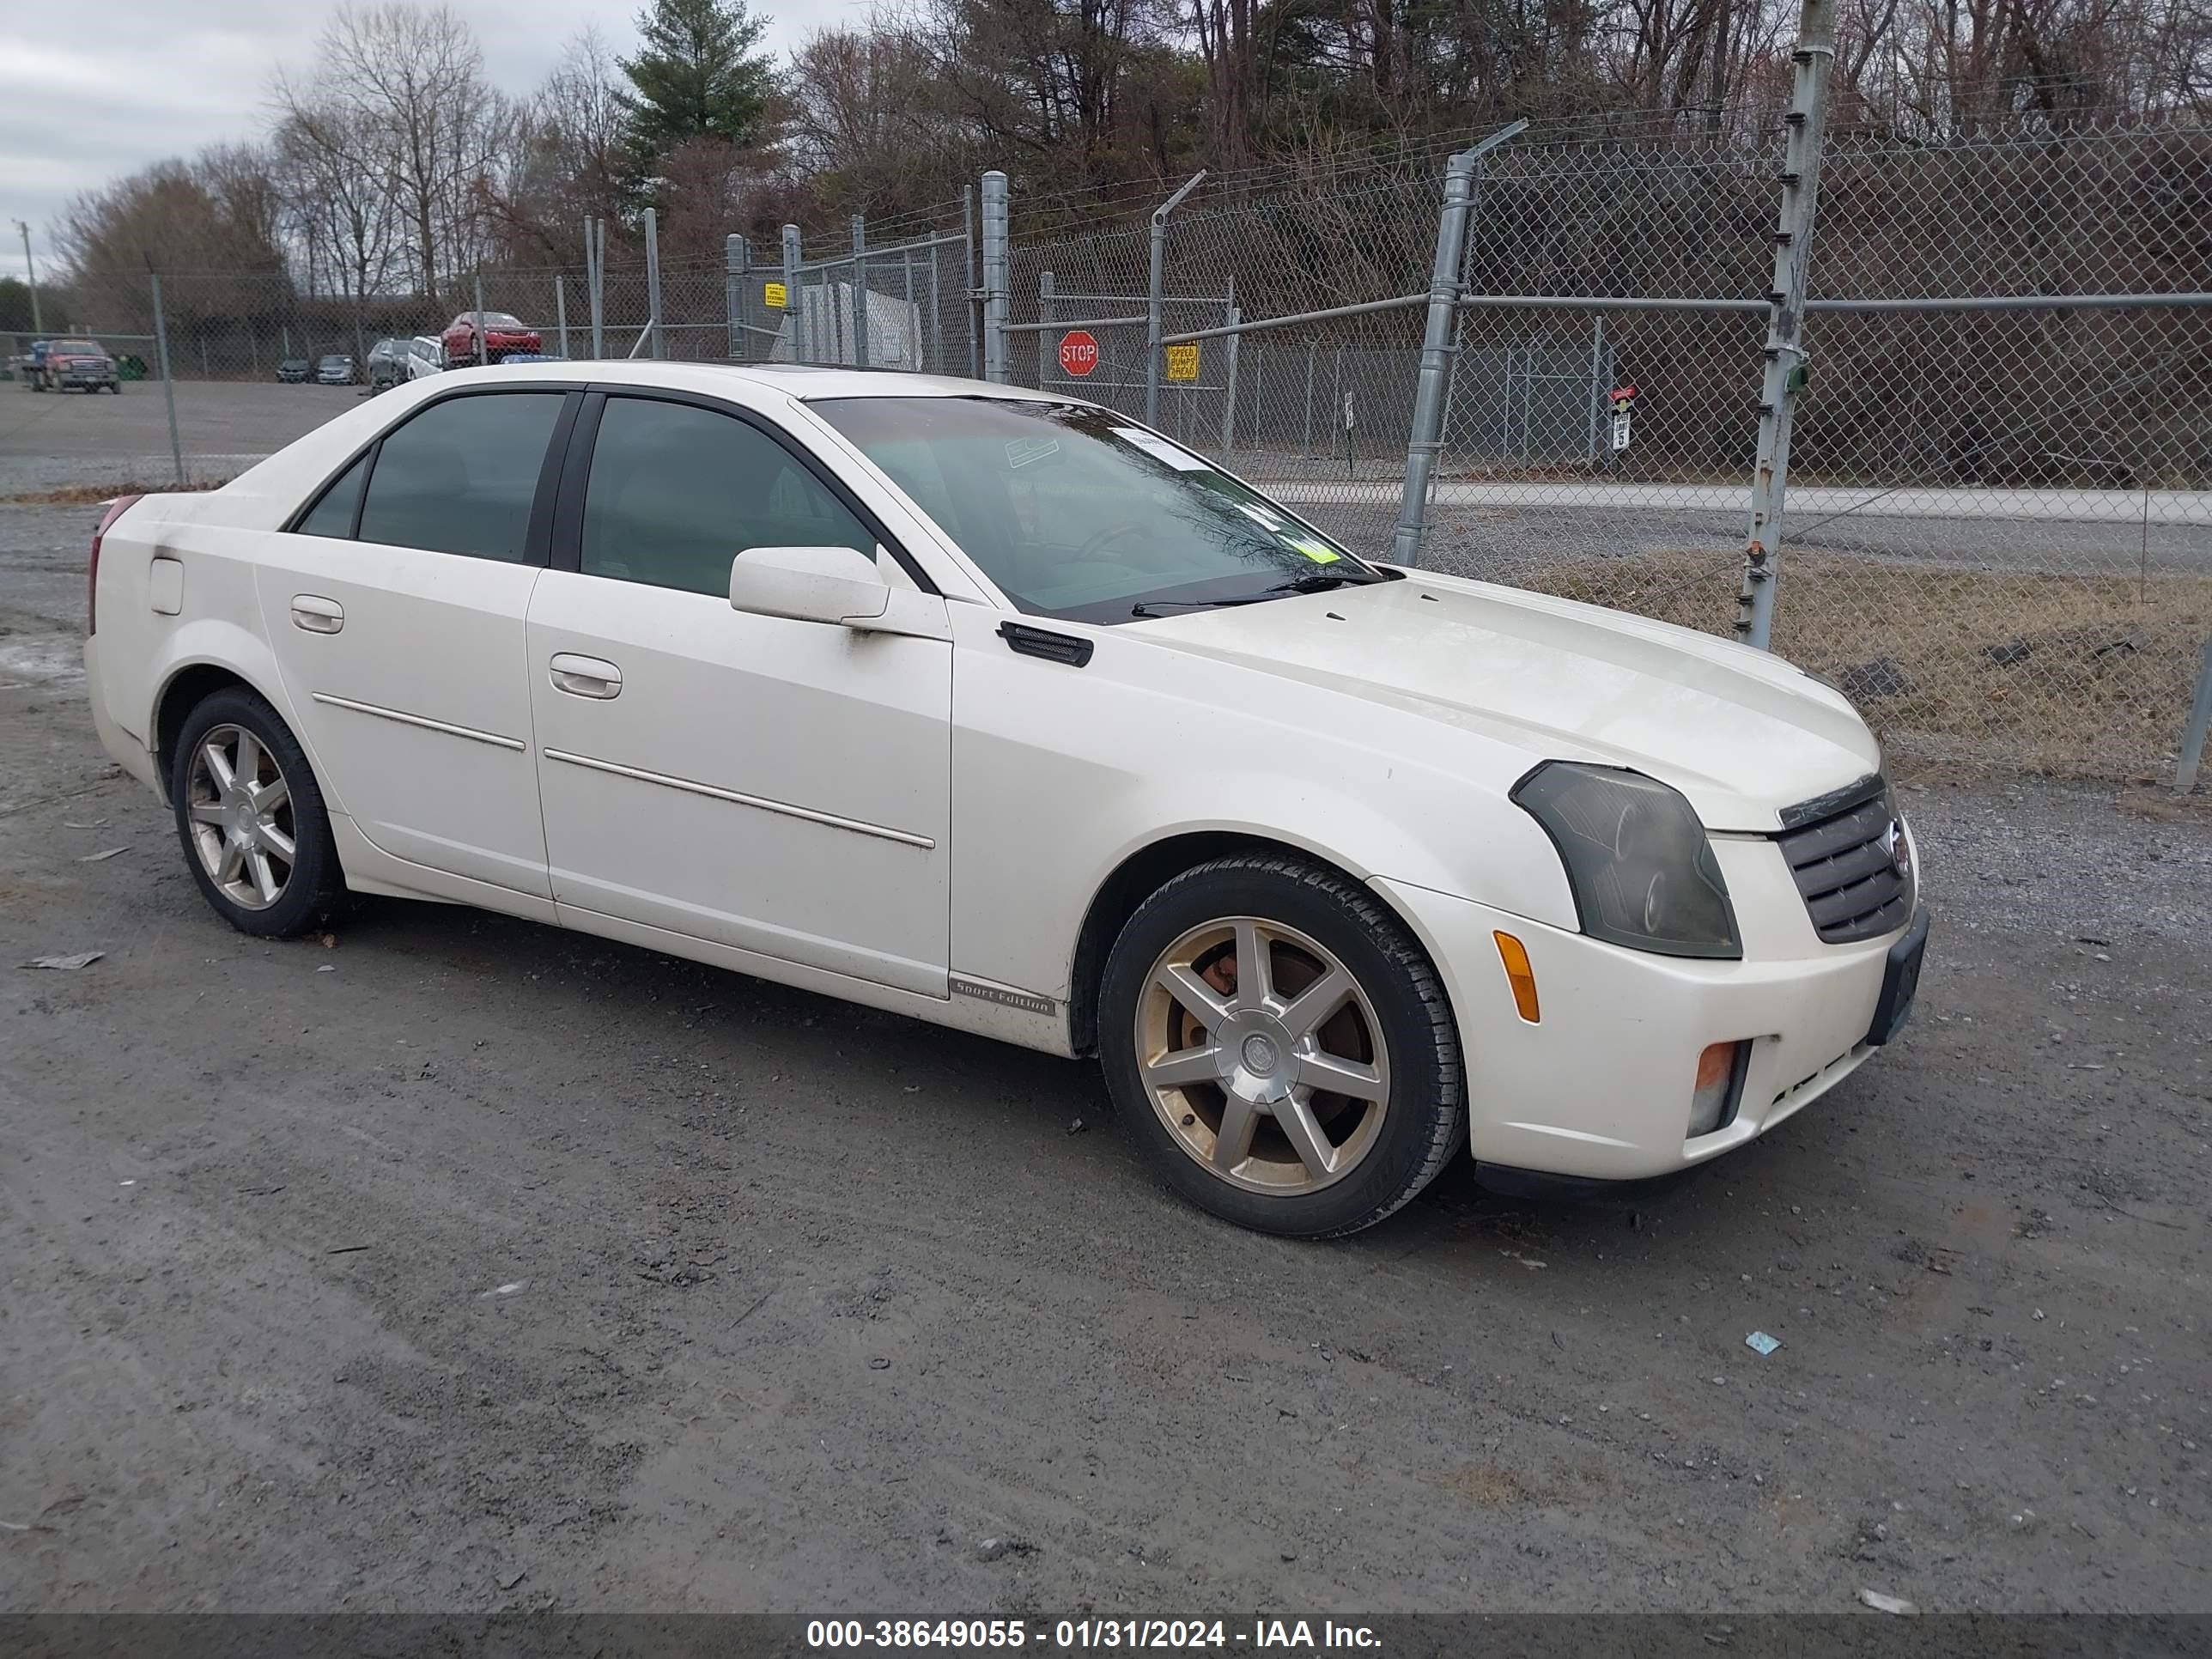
1129, 568, 1384, 617
1129, 594, 1274, 617
1267, 570, 1381, 595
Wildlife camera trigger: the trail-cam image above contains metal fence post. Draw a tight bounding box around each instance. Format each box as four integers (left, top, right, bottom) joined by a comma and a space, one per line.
472, 271, 487, 366
2177, 640, 2212, 793
1391, 120, 1523, 567
1735, 0, 1838, 648
1588, 314, 1607, 463
851, 214, 870, 370
587, 219, 605, 360
1038, 270, 1054, 388
554, 273, 569, 360
643, 207, 662, 359
726, 234, 748, 361
149, 271, 185, 487
981, 171, 1010, 386
901, 248, 915, 370
781, 224, 800, 362
1145, 172, 1207, 424
1220, 275, 1241, 455
963, 185, 980, 380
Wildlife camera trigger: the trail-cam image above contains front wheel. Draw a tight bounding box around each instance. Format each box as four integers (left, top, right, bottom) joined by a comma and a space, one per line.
170, 689, 344, 938
1097, 855, 1465, 1238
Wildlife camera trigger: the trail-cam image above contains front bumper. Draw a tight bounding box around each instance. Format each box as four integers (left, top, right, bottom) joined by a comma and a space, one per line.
1376, 848, 1926, 1182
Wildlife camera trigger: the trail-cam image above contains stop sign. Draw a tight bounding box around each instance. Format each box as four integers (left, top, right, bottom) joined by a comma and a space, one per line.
1059, 330, 1100, 378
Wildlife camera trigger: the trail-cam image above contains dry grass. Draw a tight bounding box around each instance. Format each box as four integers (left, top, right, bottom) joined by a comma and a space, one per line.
1522, 550, 2212, 781
4, 479, 227, 506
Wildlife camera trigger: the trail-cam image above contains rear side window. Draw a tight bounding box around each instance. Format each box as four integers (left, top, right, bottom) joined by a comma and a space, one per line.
579, 397, 874, 598
295, 454, 367, 539
357, 392, 564, 562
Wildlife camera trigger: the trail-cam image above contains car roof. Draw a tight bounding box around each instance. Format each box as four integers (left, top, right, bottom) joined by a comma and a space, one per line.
429, 359, 1067, 405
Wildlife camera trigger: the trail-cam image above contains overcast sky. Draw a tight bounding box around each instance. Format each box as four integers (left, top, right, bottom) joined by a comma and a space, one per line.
0, 0, 854, 285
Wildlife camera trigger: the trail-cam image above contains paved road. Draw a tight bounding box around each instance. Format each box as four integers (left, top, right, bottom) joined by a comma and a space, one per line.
8, 381, 2207, 580
2, 497, 2209, 1614
0, 379, 362, 494
1274, 480, 2212, 526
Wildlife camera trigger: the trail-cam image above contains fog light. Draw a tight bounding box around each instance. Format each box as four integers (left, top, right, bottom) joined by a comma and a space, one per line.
1689, 1040, 1750, 1137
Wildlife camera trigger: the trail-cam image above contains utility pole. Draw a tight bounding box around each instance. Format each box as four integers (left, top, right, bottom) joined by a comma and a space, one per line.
15, 221, 43, 334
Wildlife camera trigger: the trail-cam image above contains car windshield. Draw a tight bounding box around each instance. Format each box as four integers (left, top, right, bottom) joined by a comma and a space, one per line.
810, 397, 1384, 623
477, 313, 524, 328
54, 340, 101, 353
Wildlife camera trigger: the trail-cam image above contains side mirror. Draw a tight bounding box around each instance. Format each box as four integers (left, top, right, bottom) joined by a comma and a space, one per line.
728, 544, 890, 627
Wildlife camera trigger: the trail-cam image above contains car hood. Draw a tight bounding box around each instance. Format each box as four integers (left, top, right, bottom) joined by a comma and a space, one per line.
1125, 570, 1880, 831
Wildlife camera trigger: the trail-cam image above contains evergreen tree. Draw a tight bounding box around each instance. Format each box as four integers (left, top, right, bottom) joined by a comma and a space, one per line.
617, 0, 778, 164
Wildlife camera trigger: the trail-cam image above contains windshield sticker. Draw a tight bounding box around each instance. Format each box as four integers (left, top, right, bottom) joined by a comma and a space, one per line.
1231, 493, 1340, 562
1111, 428, 1212, 471
1005, 435, 1062, 470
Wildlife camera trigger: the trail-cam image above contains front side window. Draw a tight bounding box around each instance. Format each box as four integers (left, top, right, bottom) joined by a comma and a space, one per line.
810, 397, 1382, 623
580, 397, 874, 598
356, 392, 564, 562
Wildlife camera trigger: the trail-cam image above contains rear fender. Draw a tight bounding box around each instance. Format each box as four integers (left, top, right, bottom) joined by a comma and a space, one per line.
148, 624, 332, 810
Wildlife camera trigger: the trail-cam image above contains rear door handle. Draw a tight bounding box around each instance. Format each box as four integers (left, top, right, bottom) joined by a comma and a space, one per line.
290, 594, 343, 634
549, 653, 623, 699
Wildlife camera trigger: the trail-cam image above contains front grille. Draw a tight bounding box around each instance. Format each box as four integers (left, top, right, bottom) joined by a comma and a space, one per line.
1775, 775, 1913, 944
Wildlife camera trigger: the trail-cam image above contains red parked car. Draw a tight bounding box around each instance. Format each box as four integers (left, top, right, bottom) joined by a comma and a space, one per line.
440, 311, 542, 368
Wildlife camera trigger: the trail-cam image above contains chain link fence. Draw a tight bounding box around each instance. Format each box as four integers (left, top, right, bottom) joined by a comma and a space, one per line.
10, 63, 2209, 782
985, 105, 2212, 784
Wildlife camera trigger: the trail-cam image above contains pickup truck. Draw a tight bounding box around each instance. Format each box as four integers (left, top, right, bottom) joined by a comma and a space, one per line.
25, 338, 121, 393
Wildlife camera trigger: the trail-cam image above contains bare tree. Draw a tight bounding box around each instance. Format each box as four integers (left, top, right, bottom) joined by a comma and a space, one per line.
536, 27, 632, 224
271, 87, 403, 357
297, 2, 510, 304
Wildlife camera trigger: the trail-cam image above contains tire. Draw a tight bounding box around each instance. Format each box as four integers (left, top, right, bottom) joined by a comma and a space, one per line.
1097, 854, 1465, 1238
169, 688, 344, 939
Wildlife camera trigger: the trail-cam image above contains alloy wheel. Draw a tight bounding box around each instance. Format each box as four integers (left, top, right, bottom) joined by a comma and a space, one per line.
184, 724, 297, 910
1135, 916, 1392, 1195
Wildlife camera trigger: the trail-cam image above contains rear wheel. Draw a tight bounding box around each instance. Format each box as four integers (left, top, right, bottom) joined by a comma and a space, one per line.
170, 689, 343, 939
1098, 855, 1465, 1238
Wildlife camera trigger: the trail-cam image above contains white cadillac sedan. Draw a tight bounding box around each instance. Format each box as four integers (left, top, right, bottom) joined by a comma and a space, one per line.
84, 362, 1927, 1237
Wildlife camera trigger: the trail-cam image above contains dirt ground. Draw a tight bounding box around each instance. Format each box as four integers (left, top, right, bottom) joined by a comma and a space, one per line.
1, 484, 2209, 1615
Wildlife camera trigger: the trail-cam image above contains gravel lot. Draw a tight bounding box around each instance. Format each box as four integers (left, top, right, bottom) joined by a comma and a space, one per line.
3, 400, 2209, 1618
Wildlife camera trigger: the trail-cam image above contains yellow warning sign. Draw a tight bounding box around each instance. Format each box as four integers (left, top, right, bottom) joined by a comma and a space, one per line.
1164, 342, 1200, 382
764, 281, 789, 310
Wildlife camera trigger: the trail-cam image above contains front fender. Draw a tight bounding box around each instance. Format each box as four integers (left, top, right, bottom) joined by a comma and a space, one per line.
947, 608, 1577, 1006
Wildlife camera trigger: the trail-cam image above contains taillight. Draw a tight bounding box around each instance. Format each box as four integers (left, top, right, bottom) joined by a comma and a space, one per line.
88, 494, 142, 636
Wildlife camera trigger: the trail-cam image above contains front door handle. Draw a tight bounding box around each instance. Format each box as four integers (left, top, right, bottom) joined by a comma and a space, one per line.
549, 653, 623, 699
290, 594, 344, 634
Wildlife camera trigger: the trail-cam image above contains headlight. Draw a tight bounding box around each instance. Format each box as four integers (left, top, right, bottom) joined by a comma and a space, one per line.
1512, 762, 1741, 959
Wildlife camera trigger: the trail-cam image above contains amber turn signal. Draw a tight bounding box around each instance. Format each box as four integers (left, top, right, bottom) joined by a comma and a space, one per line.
1690, 1039, 1750, 1136
1492, 931, 1540, 1024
